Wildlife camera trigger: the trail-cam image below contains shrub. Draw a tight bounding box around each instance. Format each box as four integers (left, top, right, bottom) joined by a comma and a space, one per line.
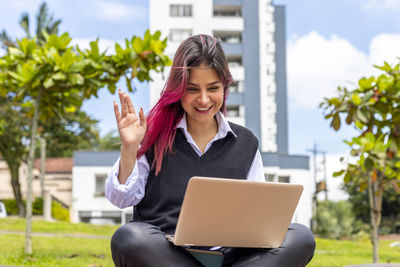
32, 197, 43, 215
1, 199, 19, 215
2, 197, 70, 222
51, 201, 70, 222
316, 200, 356, 239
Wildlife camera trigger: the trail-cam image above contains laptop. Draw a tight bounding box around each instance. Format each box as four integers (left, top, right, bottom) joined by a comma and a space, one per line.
166, 176, 303, 248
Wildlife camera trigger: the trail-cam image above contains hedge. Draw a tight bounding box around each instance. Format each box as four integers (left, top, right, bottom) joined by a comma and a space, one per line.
1, 198, 70, 222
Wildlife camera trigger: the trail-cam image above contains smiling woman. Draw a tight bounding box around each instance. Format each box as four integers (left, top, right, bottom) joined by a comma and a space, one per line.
105, 34, 315, 266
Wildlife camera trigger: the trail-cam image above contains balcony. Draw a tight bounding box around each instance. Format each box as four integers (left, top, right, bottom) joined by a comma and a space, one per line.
213, 3, 241, 16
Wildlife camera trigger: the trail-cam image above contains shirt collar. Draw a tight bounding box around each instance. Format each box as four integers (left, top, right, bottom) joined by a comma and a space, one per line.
176, 111, 237, 140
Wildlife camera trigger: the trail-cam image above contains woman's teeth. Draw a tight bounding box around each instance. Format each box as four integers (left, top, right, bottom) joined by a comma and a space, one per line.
196, 107, 210, 111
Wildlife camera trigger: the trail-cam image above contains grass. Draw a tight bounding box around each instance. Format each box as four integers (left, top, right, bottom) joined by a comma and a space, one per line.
309, 237, 400, 267
0, 217, 119, 236
0, 218, 118, 266
0, 218, 400, 266
0, 234, 113, 266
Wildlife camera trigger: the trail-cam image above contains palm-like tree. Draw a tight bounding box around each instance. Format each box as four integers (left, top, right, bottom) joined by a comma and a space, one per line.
0, 2, 61, 48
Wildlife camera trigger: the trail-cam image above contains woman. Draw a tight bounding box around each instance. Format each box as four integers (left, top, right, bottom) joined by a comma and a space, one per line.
106, 34, 315, 266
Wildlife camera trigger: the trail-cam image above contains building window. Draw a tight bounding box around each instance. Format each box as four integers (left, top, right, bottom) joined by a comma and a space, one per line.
169, 29, 192, 42
227, 56, 242, 67
213, 6, 241, 17
226, 105, 240, 117
265, 173, 275, 182
278, 176, 290, 183
170, 5, 192, 17
213, 31, 242, 43
95, 174, 107, 197
230, 81, 239, 93
229, 81, 244, 93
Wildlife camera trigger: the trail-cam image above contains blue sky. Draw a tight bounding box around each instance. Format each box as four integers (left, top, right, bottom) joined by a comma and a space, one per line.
1, 0, 400, 158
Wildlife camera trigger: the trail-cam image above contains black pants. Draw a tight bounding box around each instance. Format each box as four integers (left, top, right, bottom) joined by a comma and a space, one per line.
111, 222, 315, 267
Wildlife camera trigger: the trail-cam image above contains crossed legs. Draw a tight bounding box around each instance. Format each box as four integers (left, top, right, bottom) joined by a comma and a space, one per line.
111, 222, 315, 267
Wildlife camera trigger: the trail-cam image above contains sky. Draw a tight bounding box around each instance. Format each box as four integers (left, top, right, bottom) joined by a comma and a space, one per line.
1, 0, 400, 199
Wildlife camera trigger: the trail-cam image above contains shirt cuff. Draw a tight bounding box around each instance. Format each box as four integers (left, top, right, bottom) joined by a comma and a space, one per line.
110, 157, 139, 192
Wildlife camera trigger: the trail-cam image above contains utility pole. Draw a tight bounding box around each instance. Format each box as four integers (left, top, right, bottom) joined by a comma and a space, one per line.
322, 152, 328, 200
306, 143, 328, 233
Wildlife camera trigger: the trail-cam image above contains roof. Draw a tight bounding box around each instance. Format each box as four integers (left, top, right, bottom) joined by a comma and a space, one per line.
34, 158, 73, 173
73, 151, 120, 167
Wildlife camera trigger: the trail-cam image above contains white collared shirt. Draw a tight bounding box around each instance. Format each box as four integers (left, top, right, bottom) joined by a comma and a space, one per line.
105, 111, 265, 208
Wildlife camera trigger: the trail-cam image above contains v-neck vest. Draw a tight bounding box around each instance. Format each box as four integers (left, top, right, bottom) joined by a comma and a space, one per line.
133, 122, 259, 234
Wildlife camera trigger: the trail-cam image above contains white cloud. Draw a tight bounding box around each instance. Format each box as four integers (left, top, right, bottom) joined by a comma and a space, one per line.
287, 31, 400, 110
369, 33, 400, 66
90, 1, 146, 23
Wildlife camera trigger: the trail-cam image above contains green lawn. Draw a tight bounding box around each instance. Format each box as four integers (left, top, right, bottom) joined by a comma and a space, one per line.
0, 217, 119, 236
309, 238, 400, 267
0, 218, 399, 266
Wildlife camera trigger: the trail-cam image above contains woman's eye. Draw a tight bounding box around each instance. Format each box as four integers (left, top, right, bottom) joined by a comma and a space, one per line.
187, 88, 198, 92
208, 87, 219, 91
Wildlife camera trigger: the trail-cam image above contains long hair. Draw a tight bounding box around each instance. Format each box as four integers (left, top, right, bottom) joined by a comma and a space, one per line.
137, 34, 233, 175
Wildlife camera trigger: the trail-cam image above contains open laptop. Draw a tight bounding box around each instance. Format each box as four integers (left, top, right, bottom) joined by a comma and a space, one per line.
166, 176, 303, 248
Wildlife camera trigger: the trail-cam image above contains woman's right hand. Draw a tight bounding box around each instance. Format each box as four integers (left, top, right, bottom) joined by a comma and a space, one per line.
114, 89, 147, 151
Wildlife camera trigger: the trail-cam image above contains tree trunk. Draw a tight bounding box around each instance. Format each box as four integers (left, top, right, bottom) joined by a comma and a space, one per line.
40, 137, 46, 200
9, 163, 25, 217
368, 173, 383, 263
25, 90, 41, 255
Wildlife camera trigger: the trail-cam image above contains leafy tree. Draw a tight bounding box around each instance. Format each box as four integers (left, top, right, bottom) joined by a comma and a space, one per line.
0, 95, 30, 216
0, 30, 170, 254
96, 130, 121, 151
0, 1, 62, 216
35, 110, 100, 158
321, 61, 400, 263
344, 180, 400, 233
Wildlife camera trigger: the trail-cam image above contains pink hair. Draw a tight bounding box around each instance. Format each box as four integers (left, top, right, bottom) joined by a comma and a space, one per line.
137, 34, 233, 175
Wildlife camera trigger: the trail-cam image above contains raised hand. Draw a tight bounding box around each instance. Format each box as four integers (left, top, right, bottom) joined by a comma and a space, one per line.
113, 89, 147, 151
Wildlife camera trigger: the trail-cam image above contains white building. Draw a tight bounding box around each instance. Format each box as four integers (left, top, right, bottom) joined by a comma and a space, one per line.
71, 151, 133, 224
149, 0, 313, 227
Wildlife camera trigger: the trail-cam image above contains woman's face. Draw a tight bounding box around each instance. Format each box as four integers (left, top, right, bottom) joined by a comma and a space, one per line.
181, 64, 224, 127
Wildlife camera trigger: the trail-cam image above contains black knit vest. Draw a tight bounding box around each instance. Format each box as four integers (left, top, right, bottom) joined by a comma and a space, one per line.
133, 122, 259, 234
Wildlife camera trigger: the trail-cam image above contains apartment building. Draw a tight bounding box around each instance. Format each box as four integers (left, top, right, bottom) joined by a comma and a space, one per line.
149, 0, 313, 226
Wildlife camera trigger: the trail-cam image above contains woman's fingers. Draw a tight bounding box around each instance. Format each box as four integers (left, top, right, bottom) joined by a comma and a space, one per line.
113, 101, 121, 123
127, 94, 136, 115
116, 90, 145, 131
118, 90, 128, 117
139, 108, 147, 130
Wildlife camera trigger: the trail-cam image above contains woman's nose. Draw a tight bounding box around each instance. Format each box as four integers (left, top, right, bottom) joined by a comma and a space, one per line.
197, 91, 209, 104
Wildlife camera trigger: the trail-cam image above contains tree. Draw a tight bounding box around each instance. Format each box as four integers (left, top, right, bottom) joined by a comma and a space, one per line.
321, 61, 400, 263
95, 130, 121, 151
0, 95, 30, 216
0, 1, 62, 217
343, 179, 400, 233
1, 30, 170, 254
35, 110, 100, 158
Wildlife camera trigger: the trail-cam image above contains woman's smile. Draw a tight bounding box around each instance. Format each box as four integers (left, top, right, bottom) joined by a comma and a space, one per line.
194, 105, 213, 113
